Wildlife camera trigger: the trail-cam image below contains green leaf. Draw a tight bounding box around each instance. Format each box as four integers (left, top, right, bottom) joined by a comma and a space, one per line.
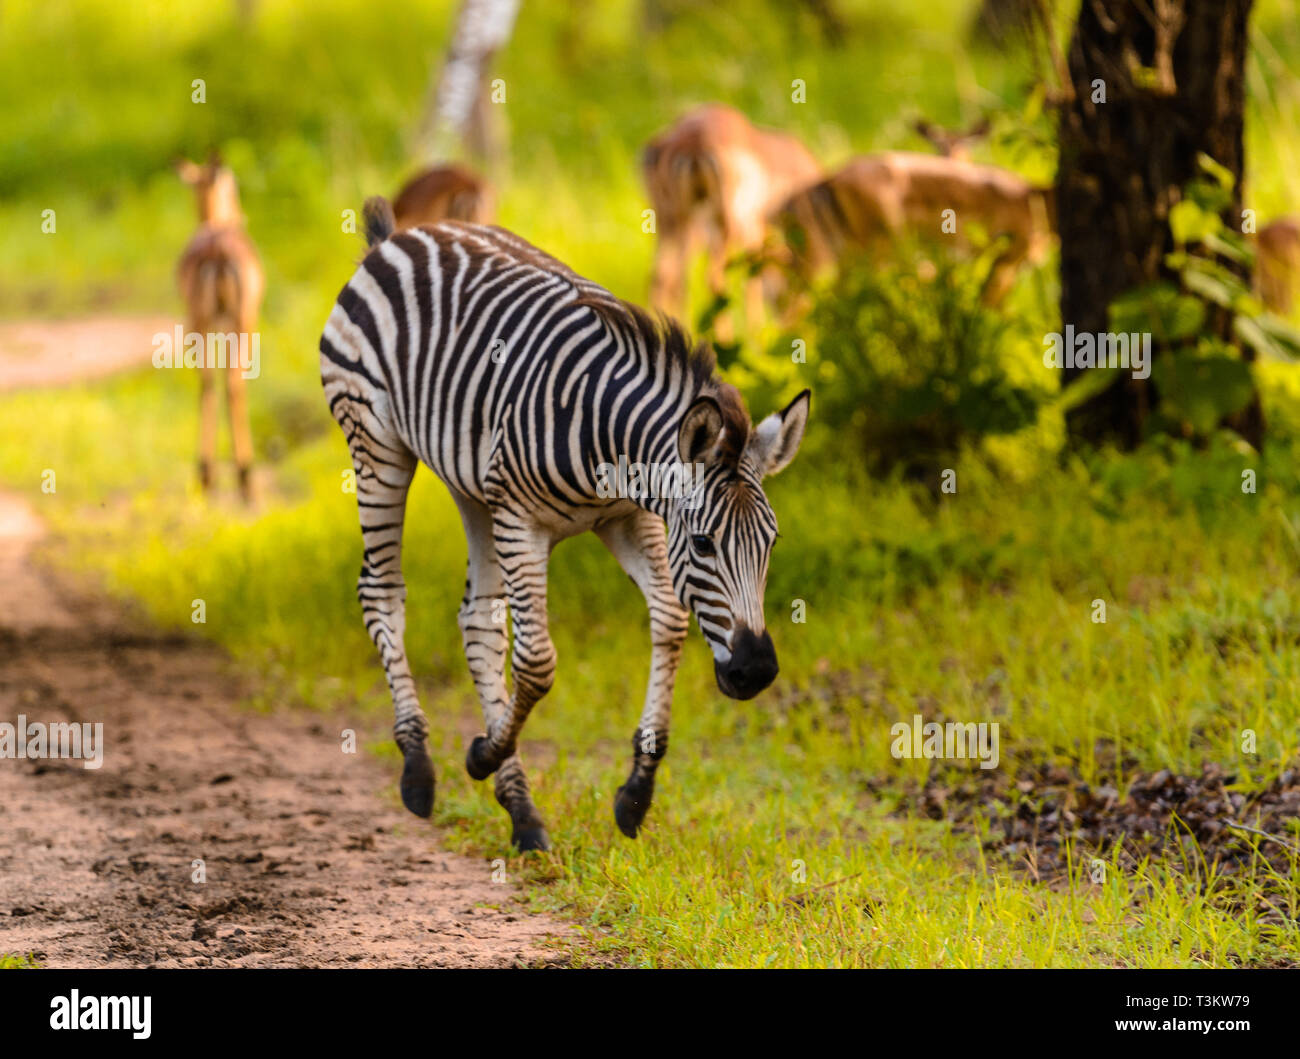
1178, 258, 1251, 310
1055, 365, 1122, 413
1202, 229, 1251, 265
1170, 199, 1217, 245
1131, 64, 1161, 91
1236, 313, 1300, 362
1180, 269, 1235, 309
1022, 83, 1045, 124
696, 292, 730, 335
1184, 178, 1232, 216
1150, 354, 1254, 434
1197, 153, 1236, 191
1109, 283, 1205, 342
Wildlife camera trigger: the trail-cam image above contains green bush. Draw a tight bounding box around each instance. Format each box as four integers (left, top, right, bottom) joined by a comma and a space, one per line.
1104, 155, 1300, 444
796, 247, 1052, 476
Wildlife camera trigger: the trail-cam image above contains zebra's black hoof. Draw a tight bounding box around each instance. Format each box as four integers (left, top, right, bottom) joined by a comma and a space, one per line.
614, 781, 652, 839
400, 748, 435, 818
512, 824, 552, 852
465, 735, 499, 781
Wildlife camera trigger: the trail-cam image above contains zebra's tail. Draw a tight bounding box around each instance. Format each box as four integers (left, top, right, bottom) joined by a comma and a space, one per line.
363, 196, 396, 248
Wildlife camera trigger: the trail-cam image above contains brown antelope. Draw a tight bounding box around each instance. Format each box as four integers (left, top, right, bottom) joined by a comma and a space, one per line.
642, 104, 821, 332
770, 151, 1055, 308
1256, 217, 1300, 315
391, 162, 494, 229
175, 153, 262, 502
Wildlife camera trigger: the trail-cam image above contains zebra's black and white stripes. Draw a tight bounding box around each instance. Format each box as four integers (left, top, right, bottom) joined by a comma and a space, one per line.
320, 202, 809, 849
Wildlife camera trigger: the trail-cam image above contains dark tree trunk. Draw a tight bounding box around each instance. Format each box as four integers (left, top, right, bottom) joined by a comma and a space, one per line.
1056, 0, 1261, 449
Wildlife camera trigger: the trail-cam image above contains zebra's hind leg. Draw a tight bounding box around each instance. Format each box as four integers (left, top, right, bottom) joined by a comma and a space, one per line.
597, 510, 689, 838
349, 433, 434, 817
452, 493, 550, 852
466, 514, 556, 780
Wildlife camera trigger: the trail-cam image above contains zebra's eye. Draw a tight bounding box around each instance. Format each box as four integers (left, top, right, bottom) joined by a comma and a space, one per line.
690, 533, 716, 557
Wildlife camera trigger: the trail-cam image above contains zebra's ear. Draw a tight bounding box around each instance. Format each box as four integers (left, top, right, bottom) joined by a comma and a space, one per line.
750, 389, 810, 477
678, 396, 725, 465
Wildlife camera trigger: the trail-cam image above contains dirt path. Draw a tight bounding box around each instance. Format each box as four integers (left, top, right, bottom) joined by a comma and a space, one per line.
0, 315, 177, 392
0, 492, 572, 967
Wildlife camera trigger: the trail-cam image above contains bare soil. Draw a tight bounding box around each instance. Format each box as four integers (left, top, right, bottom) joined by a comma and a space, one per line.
0, 315, 177, 392
0, 493, 573, 967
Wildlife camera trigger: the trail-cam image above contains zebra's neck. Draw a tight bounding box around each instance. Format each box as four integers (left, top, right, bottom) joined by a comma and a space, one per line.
594, 351, 707, 522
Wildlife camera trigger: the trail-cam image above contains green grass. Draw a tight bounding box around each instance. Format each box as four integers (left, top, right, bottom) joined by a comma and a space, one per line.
0, 954, 42, 970
9, 371, 1300, 965
3, 0, 1300, 968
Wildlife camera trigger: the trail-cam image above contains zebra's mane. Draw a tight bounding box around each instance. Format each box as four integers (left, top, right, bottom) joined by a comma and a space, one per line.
574, 294, 752, 465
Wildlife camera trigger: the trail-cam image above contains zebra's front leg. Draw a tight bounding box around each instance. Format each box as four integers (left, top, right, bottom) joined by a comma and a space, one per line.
491, 753, 548, 852
462, 509, 555, 851
597, 511, 689, 838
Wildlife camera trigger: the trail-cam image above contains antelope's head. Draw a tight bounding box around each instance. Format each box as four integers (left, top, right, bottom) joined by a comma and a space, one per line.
175, 151, 243, 227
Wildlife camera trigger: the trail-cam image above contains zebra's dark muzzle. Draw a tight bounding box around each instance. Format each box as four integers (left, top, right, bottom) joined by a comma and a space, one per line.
715, 627, 779, 700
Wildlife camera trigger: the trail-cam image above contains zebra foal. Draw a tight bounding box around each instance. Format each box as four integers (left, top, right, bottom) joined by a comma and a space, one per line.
320, 199, 809, 850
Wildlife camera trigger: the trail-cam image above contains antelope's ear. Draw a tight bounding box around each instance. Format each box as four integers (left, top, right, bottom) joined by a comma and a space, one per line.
174, 158, 202, 184
749, 389, 810, 477
678, 396, 724, 465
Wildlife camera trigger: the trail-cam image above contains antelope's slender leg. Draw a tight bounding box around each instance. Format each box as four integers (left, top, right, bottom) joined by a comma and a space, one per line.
452, 492, 549, 850
982, 244, 1026, 307
229, 302, 258, 502
706, 221, 740, 341
596, 509, 689, 838
224, 362, 253, 502
650, 223, 689, 319
197, 362, 218, 491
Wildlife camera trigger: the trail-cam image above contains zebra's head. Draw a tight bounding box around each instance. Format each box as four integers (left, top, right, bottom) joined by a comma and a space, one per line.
669, 386, 810, 700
